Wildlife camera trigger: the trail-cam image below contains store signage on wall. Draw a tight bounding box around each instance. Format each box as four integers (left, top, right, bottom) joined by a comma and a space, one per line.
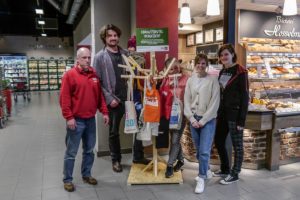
136, 28, 169, 52
240, 10, 300, 40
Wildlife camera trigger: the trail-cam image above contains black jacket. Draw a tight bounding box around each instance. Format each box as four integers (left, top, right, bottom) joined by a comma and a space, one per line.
218, 64, 249, 127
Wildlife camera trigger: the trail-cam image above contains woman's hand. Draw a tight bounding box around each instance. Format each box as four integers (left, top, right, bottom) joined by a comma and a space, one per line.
192, 121, 200, 128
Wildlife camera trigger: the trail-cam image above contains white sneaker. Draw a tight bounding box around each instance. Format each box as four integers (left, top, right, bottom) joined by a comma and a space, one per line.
194, 170, 212, 181
207, 169, 212, 179
195, 177, 205, 194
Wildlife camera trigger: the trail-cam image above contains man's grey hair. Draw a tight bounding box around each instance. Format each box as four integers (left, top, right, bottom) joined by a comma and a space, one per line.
76, 47, 90, 58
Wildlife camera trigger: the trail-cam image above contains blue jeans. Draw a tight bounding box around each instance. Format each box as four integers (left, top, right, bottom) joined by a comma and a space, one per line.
190, 116, 216, 179
63, 117, 96, 183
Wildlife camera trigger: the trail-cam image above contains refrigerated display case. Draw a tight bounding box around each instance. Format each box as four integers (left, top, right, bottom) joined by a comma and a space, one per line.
0, 54, 28, 91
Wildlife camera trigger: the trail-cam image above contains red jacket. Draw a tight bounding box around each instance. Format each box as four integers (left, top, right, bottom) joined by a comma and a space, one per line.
59, 66, 108, 120
159, 74, 189, 119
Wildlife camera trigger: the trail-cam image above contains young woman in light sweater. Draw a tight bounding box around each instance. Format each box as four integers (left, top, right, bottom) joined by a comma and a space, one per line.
184, 54, 220, 194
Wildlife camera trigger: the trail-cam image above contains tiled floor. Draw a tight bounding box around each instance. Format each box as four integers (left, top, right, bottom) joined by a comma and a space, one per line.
0, 91, 300, 200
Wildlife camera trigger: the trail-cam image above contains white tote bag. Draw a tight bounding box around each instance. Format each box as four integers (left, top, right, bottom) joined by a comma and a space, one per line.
169, 77, 183, 130
124, 77, 138, 134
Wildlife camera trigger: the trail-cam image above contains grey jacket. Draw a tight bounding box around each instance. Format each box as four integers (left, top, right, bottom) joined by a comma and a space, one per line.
93, 47, 128, 105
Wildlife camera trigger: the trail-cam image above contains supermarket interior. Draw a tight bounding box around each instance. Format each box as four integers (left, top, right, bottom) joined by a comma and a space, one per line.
0, 0, 300, 200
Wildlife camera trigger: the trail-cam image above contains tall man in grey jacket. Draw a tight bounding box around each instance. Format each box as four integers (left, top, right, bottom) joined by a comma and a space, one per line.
93, 24, 149, 173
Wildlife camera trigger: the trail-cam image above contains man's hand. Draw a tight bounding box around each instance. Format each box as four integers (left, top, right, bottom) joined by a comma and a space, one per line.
67, 119, 76, 130
103, 115, 109, 125
110, 99, 119, 108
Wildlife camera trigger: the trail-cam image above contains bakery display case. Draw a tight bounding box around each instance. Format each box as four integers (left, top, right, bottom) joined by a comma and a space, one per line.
235, 37, 300, 170
28, 60, 39, 91
48, 59, 58, 90
28, 58, 73, 91
240, 37, 300, 79
57, 59, 67, 88
38, 60, 49, 90
238, 37, 300, 114
249, 79, 300, 113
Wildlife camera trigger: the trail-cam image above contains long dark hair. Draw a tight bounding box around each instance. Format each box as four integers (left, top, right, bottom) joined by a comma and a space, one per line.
218, 43, 237, 63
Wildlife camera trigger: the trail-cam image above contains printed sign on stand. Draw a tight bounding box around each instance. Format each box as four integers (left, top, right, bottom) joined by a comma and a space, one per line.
136, 28, 169, 52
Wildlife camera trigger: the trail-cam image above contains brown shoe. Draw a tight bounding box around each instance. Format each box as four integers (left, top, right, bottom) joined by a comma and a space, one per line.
82, 177, 98, 185
64, 182, 75, 192
112, 161, 123, 173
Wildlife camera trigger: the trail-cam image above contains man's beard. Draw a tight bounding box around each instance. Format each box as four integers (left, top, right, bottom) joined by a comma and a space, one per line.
106, 40, 118, 48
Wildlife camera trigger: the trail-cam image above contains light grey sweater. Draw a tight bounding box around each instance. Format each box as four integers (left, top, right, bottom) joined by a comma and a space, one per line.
184, 74, 220, 126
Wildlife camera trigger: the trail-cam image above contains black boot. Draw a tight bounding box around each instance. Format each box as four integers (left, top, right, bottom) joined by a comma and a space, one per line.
165, 166, 174, 178
173, 160, 184, 172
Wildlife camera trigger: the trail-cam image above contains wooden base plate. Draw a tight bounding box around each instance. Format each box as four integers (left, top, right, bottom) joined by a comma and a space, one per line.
127, 162, 183, 185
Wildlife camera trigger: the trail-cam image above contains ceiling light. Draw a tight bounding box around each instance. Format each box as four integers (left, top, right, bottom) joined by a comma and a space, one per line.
35, 9, 44, 15
207, 0, 220, 16
180, 2, 191, 24
41, 33, 47, 37
38, 20, 45, 25
283, 0, 298, 16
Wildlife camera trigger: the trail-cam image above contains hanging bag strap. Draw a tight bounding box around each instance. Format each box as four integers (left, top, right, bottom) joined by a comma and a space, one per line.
127, 76, 134, 101
173, 76, 179, 99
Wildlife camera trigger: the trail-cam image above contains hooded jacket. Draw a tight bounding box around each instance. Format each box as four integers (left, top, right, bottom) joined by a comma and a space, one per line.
218, 64, 249, 127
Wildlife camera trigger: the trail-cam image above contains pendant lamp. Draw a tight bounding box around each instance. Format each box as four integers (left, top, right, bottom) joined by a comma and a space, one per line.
206, 0, 220, 16
283, 0, 298, 16
180, 2, 191, 24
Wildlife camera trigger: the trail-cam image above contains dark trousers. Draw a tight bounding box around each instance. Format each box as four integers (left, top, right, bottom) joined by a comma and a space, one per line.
214, 114, 244, 175
108, 102, 144, 162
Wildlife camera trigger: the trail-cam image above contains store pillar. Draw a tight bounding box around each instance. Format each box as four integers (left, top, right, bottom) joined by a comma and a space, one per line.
223, 0, 236, 45
136, 0, 178, 70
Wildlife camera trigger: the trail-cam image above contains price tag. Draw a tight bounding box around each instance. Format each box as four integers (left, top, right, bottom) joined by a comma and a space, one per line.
264, 58, 273, 78
283, 63, 293, 69
257, 65, 262, 78
254, 91, 261, 99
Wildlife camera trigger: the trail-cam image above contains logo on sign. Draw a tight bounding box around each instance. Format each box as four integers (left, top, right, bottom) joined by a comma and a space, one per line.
264, 16, 300, 38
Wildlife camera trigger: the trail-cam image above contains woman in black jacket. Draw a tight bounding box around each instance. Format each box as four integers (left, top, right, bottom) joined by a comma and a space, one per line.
213, 44, 249, 185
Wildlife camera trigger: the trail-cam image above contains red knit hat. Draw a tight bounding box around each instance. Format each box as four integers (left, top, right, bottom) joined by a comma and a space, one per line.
127, 35, 136, 49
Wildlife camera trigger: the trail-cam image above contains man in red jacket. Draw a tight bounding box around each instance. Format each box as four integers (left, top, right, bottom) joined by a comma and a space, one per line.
60, 47, 109, 192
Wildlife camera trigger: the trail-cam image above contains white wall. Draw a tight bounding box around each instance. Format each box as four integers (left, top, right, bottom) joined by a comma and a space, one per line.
92, 0, 131, 52
91, 0, 132, 154
0, 36, 73, 59
73, 7, 91, 47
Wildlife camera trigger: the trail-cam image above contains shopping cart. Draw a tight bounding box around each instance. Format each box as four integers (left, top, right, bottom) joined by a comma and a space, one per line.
0, 95, 7, 128
13, 80, 31, 102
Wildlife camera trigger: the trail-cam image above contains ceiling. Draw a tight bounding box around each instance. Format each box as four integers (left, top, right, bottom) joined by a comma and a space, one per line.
0, 0, 89, 37
178, 0, 300, 34
0, 0, 299, 36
